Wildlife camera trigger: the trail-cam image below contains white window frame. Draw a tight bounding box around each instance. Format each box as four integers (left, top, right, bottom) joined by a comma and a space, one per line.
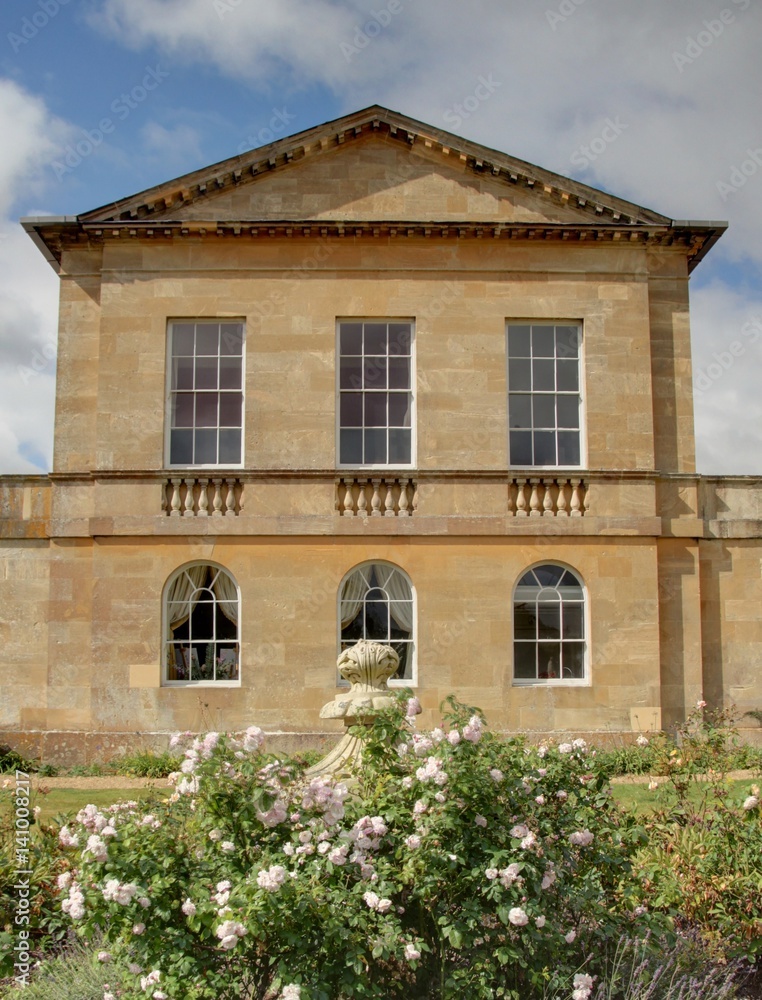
506, 320, 586, 469
337, 560, 417, 688
336, 318, 416, 470
511, 561, 590, 687
162, 561, 241, 687
164, 318, 246, 469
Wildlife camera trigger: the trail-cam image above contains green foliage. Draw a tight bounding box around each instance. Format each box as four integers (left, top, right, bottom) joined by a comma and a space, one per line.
630, 704, 762, 962
0, 938, 136, 999
113, 750, 182, 778
0, 745, 36, 775
45, 703, 678, 1000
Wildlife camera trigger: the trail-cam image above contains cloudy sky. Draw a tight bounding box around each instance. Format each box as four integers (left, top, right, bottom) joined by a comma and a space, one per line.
1, 0, 761, 474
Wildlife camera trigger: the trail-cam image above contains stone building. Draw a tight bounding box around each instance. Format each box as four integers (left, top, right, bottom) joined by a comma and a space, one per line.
2, 106, 761, 764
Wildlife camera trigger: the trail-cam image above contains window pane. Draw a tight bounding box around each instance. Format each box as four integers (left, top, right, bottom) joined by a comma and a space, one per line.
170, 429, 193, 465
388, 323, 411, 355
340, 429, 363, 464
340, 323, 363, 355
219, 429, 241, 464
558, 431, 580, 466
340, 393, 363, 427
532, 325, 555, 357
533, 395, 555, 428
537, 603, 561, 639
563, 604, 584, 639
172, 393, 194, 427
196, 324, 219, 355
219, 356, 242, 390
562, 643, 585, 679
534, 565, 564, 587
388, 356, 410, 389
532, 359, 555, 391
340, 357, 363, 390
514, 642, 536, 679
219, 392, 242, 427
220, 324, 243, 355
389, 393, 411, 427
508, 358, 531, 391
556, 326, 580, 359
173, 357, 194, 390
389, 429, 411, 464
365, 599, 389, 638
513, 603, 536, 640
508, 325, 531, 357
533, 431, 556, 465
172, 324, 194, 355
365, 393, 387, 427
538, 642, 561, 678
364, 429, 387, 464
556, 360, 579, 392
196, 393, 219, 428
364, 323, 387, 355
393, 642, 412, 679
364, 357, 387, 389
510, 431, 532, 465
341, 606, 364, 642
557, 395, 579, 429
194, 429, 217, 464
195, 357, 218, 390
509, 394, 531, 429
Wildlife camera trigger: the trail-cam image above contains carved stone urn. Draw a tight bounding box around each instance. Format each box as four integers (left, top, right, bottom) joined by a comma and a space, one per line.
306, 639, 407, 776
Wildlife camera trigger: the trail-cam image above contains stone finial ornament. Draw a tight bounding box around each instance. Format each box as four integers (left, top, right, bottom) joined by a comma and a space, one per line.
306, 640, 410, 776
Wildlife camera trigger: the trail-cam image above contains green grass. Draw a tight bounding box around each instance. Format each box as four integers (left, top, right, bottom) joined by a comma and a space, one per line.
611, 777, 755, 814
0, 786, 163, 825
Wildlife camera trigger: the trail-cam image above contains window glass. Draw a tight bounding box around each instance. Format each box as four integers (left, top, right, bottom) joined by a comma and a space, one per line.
339, 563, 415, 684
338, 321, 414, 466
513, 564, 586, 684
508, 323, 582, 467
165, 564, 239, 684
168, 321, 244, 466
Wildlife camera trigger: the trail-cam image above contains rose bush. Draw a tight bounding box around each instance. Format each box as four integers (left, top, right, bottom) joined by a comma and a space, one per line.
47, 698, 681, 999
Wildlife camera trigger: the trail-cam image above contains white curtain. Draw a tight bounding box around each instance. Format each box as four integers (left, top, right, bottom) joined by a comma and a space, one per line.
340, 567, 369, 628
375, 564, 414, 633
166, 564, 209, 636
212, 569, 239, 626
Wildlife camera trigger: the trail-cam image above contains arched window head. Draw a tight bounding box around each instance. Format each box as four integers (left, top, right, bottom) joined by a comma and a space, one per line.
513, 564, 586, 684
164, 563, 240, 684
339, 562, 415, 685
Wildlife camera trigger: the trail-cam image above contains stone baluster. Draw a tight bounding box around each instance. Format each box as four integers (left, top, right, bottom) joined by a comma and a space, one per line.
224, 479, 237, 515
507, 481, 516, 516
370, 479, 382, 516
357, 481, 368, 517
197, 478, 209, 517
556, 479, 569, 517
582, 481, 589, 516
570, 478, 583, 517
339, 480, 353, 516
543, 481, 555, 516
516, 480, 528, 516
182, 479, 195, 516
412, 482, 419, 515
211, 478, 224, 517
398, 480, 410, 516
384, 481, 396, 516
529, 479, 542, 516
169, 478, 183, 517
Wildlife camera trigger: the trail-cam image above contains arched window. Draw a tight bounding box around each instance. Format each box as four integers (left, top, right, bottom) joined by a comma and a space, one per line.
164, 563, 240, 684
513, 564, 586, 684
339, 562, 415, 684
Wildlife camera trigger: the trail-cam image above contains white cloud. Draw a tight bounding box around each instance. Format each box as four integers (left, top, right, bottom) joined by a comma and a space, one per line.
0, 80, 71, 472
690, 281, 762, 474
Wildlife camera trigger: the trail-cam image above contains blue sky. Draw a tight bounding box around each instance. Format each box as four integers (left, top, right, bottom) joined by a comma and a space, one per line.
1, 0, 761, 473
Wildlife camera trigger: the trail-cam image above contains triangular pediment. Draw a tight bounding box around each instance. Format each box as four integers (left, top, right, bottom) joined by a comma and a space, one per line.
78, 106, 671, 228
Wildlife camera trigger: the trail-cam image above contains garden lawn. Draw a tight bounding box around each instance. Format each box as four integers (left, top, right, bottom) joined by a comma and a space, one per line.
610, 777, 756, 814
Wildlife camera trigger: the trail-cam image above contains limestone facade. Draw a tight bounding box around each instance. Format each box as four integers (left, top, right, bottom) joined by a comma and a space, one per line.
2, 107, 760, 763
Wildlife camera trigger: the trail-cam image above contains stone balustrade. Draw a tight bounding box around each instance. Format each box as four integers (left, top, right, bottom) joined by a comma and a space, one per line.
508, 477, 588, 517
163, 477, 242, 517
336, 476, 417, 517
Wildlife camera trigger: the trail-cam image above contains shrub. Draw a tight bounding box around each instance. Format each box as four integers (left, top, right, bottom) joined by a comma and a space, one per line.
48, 698, 676, 1000
113, 751, 182, 779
